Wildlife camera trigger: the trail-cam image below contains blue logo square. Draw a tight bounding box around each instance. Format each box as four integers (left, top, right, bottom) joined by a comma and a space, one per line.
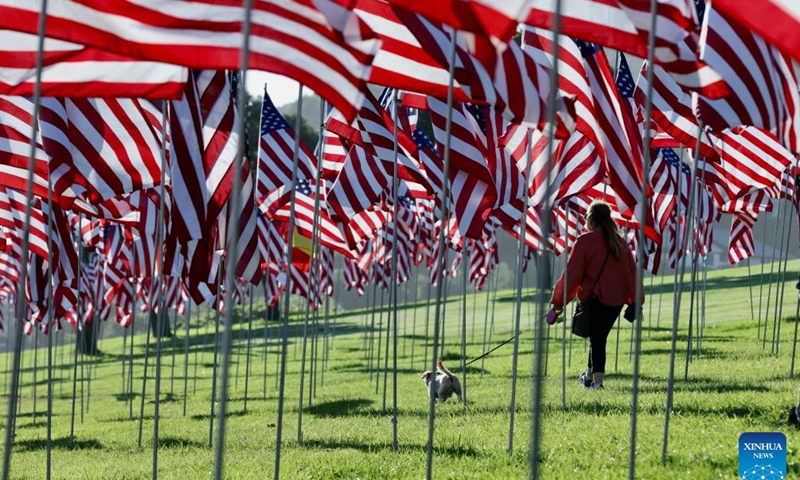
739, 432, 786, 479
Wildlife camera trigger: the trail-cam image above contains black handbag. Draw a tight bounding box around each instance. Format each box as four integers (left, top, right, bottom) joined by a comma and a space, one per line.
571, 251, 611, 338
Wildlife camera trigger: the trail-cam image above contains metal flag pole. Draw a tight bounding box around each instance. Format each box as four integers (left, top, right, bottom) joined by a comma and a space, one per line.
509, 125, 536, 455
479, 272, 492, 378
297, 129, 328, 442
368, 279, 378, 380
45, 173, 56, 480
762, 198, 785, 349
747, 259, 755, 320
661, 126, 701, 465
274, 83, 306, 480
530, 1, 563, 475
629, 4, 661, 473
423, 275, 433, 371
410, 268, 419, 371
461, 247, 468, 414
128, 278, 137, 420
243, 284, 255, 412
560, 207, 571, 411
183, 301, 192, 416
375, 280, 385, 394
426, 32, 458, 480
71, 216, 85, 446
773, 198, 794, 357
757, 216, 769, 338
147, 103, 170, 480
382, 281, 391, 410
213, 1, 255, 472
1, 0, 48, 476
170, 309, 177, 396
483, 264, 501, 375
263, 280, 271, 399
389, 89, 401, 448
207, 260, 224, 448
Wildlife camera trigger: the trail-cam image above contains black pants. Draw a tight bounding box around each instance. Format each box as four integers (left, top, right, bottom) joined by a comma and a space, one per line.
586, 298, 623, 374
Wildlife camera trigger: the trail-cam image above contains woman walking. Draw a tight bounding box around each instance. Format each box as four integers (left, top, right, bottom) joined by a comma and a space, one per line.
549, 200, 641, 389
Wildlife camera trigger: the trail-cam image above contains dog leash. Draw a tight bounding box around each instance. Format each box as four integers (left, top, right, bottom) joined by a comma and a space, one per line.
463, 326, 534, 367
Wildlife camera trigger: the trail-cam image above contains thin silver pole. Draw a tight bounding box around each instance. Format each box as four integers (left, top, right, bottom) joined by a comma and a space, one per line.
389, 89, 401, 449
45, 174, 55, 480
530, 1, 563, 475
509, 127, 536, 454
274, 84, 306, 480
461, 248, 468, 414
151, 103, 170, 480
763, 196, 785, 349
758, 218, 769, 338
243, 285, 255, 412
213, 11, 256, 470
662, 134, 702, 464
71, 217, 85, 447
560, 207, 571, 411
183, 302, 192, 416
297, 98, 327, 442
479, 273, 491, 378
207, 266, 224, 448
630, 2, 660, 474
2, 0, 48, 476
426, 33, 458, 480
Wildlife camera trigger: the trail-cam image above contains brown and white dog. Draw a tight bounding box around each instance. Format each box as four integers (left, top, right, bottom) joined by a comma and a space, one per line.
421, 359, 463, 403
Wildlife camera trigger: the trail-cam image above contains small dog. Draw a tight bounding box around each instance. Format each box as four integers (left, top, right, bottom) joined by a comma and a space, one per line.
421, 359, 463, 403
789, 387, 800, 427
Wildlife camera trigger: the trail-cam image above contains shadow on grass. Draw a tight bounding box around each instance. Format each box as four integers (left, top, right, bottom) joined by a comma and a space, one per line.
14, 437, 103, 452
301, 437, 480, 457
305, 398, 374, 418
157, 436, 205, 449
190, 409, 248, 421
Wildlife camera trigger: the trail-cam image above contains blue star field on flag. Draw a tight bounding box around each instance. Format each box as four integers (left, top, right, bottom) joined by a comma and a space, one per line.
574, 39, 602, 58
464, 103, 488, 134
296, 178, 313, 196
659, 148, 692, 175
412, 126, 439, 156
615, 53, 635, 98
260, 88, 292, 135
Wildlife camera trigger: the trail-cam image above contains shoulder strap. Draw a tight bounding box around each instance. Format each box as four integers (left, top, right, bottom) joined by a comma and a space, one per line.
587, 250, 611, 297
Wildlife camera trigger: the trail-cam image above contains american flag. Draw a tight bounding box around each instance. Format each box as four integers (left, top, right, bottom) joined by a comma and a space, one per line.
40, 97, 164, 206
633, 61, 719, 160
352, 0, 470, 102
578, 40, 643, 218
705, 127, 795, 206
327, 142, 388, 223
0, 29, 187, 99
0, 96, 52, 199
427, 96, 497, 239
696, 4, 799, 155
727, 212, 757, 265
0, 0, 379, 121
712, 0, 800, 67
386, 0, 534, 45
396, 10, 566, 133
256, 86, 318, 215
170, 70, 245, 294
526, 0, 728, 97
271, 179, 353, 259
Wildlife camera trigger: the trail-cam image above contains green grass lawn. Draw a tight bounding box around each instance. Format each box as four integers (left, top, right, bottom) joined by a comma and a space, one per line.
3, 260, 800, 479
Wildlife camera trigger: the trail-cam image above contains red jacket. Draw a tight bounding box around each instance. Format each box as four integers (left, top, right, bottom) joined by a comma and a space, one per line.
550, 230, 642, 309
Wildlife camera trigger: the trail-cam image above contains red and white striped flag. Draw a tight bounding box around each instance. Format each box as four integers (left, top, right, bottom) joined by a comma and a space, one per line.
0, 96, 51, 199
527, 0, 728, 97
697, 4, 800, 154
0, 0, 379, 121
0, 30, 187, 99
712, 0, 800, 66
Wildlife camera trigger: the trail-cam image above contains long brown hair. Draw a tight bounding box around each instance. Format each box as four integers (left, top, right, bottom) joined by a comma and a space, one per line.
586, 200, 623, 259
